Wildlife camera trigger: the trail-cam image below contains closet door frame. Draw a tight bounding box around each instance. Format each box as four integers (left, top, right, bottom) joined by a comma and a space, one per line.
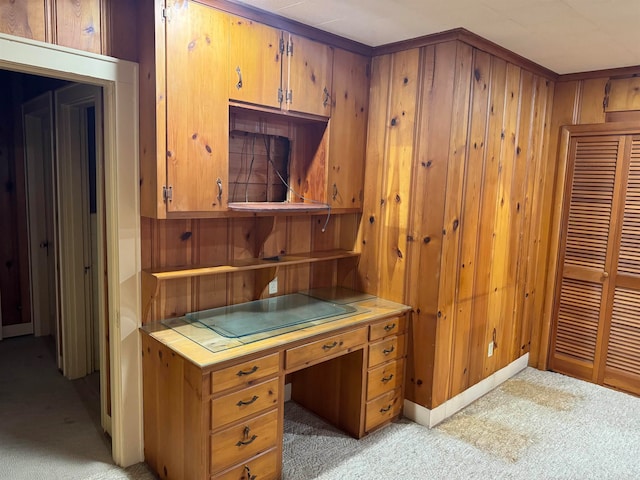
540, 122, 640, 372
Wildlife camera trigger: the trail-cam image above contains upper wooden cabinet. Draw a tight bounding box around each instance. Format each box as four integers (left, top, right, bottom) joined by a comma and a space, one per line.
229, 16, 333, 117
327, 49, 370, 208
229, 17, 283, 110
139, 0, 230, 218
165, 1, 229, 213
139, 0, 364, 218
286, 33, 333, 117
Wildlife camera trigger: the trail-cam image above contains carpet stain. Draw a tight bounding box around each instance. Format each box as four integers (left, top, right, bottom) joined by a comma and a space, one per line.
436, 413, 533, 463
501, 379, 581, 411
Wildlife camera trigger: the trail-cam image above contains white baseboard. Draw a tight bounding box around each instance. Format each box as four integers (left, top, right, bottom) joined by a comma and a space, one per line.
284, 382, 292, 402
404, 353, 529, 428
2, 322, 34, 339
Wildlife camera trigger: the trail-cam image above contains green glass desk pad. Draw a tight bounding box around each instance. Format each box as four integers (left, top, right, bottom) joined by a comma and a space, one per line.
158, 293, 364, 352
184, 293, 356, 338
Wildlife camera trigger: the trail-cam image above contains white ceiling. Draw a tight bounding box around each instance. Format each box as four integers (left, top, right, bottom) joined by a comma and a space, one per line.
232, 0, 640, 74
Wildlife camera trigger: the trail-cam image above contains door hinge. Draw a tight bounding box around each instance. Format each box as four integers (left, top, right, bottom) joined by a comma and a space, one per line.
163, 185, 173, 202
286, 90, 292, 104
278, 87, 284, 104
286, 39, 294, 56
161, 6, 172, 22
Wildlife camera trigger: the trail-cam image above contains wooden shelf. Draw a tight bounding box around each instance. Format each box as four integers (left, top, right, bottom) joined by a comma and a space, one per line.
228, 202, 330, 213
145, 249, 359, 281
142, 249, 360, 322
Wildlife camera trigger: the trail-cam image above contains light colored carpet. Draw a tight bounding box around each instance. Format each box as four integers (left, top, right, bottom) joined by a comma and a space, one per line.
3, 336, 639, 479
283, 367, 640, 479
0, 335, 154, 480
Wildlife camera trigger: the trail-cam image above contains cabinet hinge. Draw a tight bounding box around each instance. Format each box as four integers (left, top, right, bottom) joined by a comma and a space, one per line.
161, 6, 172, 22
286, 90, 292, 104
279, 36, 285, 55
163, 185, 173, 202
287, 39, 294, 56
278, 87, 284, 104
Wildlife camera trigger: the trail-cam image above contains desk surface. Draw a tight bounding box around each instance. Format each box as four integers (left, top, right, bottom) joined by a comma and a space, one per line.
141, 289, 411, 369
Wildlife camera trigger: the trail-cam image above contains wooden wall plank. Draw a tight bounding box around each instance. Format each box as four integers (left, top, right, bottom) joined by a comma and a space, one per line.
0, 0, 46, 41
508, 70, 536, 362
430, 42, 473, 407
404, 42, 457, 406
487, 62, 521, 373
194, 219, 229, 312
467, 57, 507, 386
450, 50, 491, 396
378, 48, 420, 303
518, 76, 551, 359
55, 0, 102, 53
357, 54, 392, 295
579, 78, 608, 124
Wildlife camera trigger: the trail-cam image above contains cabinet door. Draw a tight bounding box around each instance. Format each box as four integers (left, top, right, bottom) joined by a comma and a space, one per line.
603, 136, 640, 395
549, 135, 628, 381
229, 16, 283, 109
166, 1, 229, 212
286, 33, 333, 117
328, 49, 369, 208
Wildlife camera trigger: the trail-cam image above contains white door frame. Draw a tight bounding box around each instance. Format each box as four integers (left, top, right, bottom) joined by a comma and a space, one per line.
0, 33, 142, 467
22, 92, 56, 340
55, 84, 101, 380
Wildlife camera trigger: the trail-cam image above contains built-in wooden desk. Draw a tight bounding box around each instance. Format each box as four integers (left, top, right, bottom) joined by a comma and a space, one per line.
140, 291, 410, 480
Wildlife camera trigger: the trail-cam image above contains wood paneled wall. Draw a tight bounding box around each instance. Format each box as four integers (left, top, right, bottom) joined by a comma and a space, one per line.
359, 40, 555, 409
533, 67, 640, 371
0, 0, 137, 61
142, 213, 360, 323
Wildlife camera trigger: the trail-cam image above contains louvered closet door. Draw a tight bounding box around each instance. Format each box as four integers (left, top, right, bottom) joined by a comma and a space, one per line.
549, 135, 628, 381
603, 136, 640, 395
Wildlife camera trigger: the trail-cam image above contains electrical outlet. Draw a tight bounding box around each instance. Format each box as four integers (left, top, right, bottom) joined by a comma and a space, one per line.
268, 277, 278, 295
488, 340, 494, 357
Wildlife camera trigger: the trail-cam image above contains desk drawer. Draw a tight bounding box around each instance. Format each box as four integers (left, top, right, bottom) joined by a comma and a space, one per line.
368, 334, 405, 368
213, 447, 279, 480
285, 327, 367, 370
366, 358, 405, 400
210, 409, 278, 474
369, 316, 405, 341
212, 378, 279, 429
365, 388, 402, 432
211, 353, 280, 394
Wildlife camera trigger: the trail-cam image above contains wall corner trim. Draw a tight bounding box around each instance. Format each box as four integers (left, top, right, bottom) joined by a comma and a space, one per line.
404, 353, 530, 428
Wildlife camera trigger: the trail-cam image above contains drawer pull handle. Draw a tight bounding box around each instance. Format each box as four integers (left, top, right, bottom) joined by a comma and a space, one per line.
383, 323, 396, 332
383, 346, 395, 355
236, 434, 258, 447
244, 465, 257, 480
236, 395, 259, 407
381, 374, 394, 383
236, 365, 259, 377
380, 404, 392, 413
322, 341, 339, 350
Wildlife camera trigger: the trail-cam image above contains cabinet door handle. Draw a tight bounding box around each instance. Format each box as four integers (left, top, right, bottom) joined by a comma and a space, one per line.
379, 404, 392, 413
381, 374, 394, 383
322, 341, 338, 351
323, 86, 330, 107
332, 183, 338, 200
383, 323, 396, 332
236, 395, 259, 407
236, 365, 259, 377
236, 66, 243, 90
383, 346, 395, 355
236, 434, 258, 447
216, 178, 223, 201
244, 465, 257, 480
